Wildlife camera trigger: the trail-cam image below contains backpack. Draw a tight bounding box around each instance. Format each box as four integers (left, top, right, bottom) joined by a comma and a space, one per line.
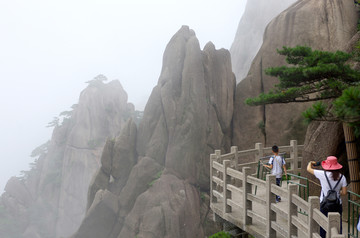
320, 171, 343, 213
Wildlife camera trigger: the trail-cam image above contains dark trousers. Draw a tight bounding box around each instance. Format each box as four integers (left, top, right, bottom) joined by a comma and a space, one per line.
276, 178, 281, 201
320, 205, 342, 238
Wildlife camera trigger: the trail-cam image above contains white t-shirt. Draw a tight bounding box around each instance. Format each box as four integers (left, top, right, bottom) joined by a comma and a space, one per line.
268, 155, 285, 178
314, 169, 347, 203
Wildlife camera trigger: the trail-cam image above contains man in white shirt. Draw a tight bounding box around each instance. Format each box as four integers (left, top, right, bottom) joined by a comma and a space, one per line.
264, 145, 287, 202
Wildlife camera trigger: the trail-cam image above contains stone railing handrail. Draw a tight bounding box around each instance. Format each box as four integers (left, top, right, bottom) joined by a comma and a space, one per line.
210, 140, 344, 238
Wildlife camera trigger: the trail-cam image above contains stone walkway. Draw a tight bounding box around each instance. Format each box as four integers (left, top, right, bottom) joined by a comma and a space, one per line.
212, 180, 349, 237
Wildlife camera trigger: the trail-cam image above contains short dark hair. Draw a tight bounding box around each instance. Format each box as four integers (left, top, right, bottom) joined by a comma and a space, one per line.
272, 145, 279, 153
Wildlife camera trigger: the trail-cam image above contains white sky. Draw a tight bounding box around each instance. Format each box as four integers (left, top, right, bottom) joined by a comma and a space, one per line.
0, 0, 246, 193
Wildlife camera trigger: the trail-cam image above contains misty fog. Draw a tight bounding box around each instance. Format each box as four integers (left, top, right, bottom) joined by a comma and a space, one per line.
0, 0, 246, 193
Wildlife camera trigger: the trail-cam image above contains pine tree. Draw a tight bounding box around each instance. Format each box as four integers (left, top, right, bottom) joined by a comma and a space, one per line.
246, 45, 360, 194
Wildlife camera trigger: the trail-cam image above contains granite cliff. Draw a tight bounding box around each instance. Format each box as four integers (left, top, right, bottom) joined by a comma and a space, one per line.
0, 79, 134, 238
232, 0, 358, 150
73, 2, 360, 236
1, 0, 359, 237
72, 25, 235, 238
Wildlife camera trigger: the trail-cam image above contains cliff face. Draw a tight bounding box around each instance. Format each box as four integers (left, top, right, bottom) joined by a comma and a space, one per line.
232, 0, 358, 150
230, 0, 296, 82
1, 1, 359, 238
71, 25, 235, 238
55, 80, 134, 238
0, 80, 134, 238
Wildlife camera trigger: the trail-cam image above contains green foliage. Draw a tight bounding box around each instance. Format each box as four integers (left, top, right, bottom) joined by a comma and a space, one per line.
46, 117, 59, 128
31, 141, 50, 157
333, 86, 360, 119
246, 46, 360, 106
47, 106, 74, 129
19, 157, 40, 181
302, 101, 329, 124
209, 231, 231, 238
59, 110, 72, 117
148, 170, 163, 187
257, 121, 266, 136
354, 40, 360, 61
86, 74, 108, 84
302, 86, 360, 136
333, 86, 360, 137
245, 45, 360, 137
200, 192, 206, 201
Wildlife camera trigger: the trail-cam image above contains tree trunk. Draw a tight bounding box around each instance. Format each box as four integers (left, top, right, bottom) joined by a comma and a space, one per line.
343, 123, 360, 195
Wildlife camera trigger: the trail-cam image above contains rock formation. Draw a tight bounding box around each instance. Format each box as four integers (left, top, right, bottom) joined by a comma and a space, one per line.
1, 1, 359, 237
71, 25, 236, 238
0, 79, 134, 238
230, 0, 296, 82
232, 0, 358, 150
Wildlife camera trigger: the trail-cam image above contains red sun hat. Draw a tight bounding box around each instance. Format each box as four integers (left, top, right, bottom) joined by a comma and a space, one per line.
321, 156, 343, 170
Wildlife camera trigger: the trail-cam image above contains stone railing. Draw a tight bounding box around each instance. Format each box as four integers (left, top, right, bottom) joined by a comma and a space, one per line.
210, 140, 344, 238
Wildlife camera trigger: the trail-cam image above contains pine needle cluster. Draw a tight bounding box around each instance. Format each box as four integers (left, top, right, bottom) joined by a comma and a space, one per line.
245, 45, 360, 136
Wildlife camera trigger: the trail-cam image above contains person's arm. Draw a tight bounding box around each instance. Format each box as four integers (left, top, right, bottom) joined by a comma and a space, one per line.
340, 186, 347, 196
264, 157, 273, 169
283, 164, 287, 176
282, 157, 287, 177
307, 161, 315, 175
340, 176, 347, 196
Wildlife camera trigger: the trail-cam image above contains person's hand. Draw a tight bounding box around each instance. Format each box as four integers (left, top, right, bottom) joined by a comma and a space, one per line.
307, 161, 315, 175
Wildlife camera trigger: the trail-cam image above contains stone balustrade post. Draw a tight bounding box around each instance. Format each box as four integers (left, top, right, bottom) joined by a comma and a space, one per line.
210, 153, 217, 204
215, 150, 221, 162
287, 184, 298, 237
231, 146, 239, 170
215, 150, 221, 191
242, 167, 252, 228
255, 143, 263, 162
290, 140, 298, 175
266, 174, 276, 237
308, 196, 320, 237
328, 212, 341, 238
231, 146, 240, 186
223, 160, 231, 213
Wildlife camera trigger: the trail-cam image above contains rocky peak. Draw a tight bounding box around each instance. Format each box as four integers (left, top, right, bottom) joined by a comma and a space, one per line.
72, 25, 235, 238
0, 79, 134, 238
2, 2, 359, 238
